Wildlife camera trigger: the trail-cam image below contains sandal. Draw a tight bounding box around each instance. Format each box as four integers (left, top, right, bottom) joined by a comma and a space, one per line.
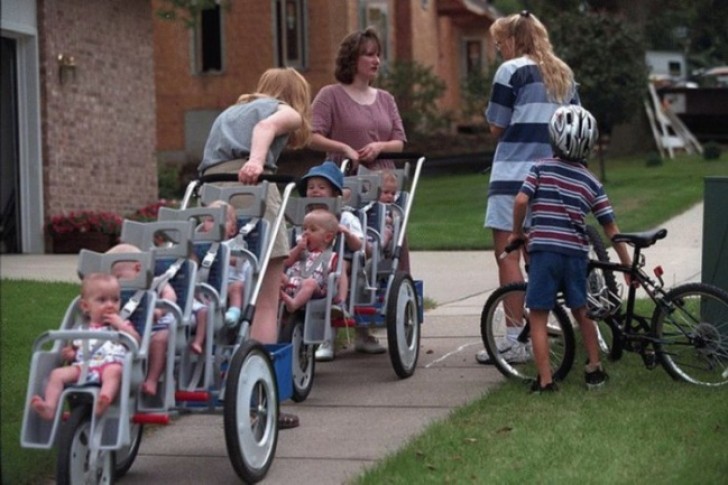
278, 412, 300, 430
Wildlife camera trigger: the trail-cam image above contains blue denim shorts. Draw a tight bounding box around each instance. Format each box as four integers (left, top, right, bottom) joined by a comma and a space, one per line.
526, 251, 588, 310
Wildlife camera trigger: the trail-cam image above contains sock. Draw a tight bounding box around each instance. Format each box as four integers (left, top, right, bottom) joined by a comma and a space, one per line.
225, 307, 241, 326
506, 326, 523, 343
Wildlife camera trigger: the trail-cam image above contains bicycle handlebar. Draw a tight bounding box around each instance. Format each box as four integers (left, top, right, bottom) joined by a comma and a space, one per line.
499, 238, 525, 260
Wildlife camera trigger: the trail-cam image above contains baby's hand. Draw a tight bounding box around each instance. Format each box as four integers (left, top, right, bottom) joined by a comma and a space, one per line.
61, 345, 76, 362
103, 313, 127, 330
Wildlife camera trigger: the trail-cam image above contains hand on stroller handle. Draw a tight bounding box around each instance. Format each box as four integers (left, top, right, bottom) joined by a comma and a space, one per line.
197, 172, 297, 185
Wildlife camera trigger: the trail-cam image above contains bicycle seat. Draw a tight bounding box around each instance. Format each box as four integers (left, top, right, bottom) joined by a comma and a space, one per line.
612, 228, 667, 248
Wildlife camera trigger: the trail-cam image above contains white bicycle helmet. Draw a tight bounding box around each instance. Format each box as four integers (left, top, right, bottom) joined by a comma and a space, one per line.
549, 105, 599, 161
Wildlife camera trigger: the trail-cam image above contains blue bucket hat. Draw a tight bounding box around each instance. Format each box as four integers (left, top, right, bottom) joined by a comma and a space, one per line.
298, 161, 344, 196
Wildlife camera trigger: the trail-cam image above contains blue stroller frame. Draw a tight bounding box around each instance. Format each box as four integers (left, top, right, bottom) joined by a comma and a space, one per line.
163, 171, 299, 482
342, 154, 426, 378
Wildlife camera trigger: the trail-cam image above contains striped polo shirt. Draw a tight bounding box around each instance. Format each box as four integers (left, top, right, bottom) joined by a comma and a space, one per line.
485, 56, 579, 196
520, 158, 615, 257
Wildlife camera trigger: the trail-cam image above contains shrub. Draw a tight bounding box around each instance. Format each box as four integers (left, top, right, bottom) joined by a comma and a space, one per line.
703, 141, 722, 160
377, 60, 448, 135
126, 199, 180, 223
47, 210, 123, 237
645, 152, 663, 167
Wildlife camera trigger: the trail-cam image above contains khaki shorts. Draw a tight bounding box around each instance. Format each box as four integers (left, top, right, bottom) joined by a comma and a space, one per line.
202, 159, 290, 260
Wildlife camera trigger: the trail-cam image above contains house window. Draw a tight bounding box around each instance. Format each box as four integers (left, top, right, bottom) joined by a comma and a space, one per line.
668, 61, 682, 77
465, 39, 483, 76
194, 5, 223, 73
274, 0, 307, 68
360, 1, 389, 64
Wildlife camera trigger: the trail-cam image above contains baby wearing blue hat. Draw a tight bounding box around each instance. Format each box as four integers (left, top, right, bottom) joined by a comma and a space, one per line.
298, 161, 386, 360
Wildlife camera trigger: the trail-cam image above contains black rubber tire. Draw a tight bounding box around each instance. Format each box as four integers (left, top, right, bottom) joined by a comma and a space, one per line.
386, 271, 421, 378
481, 282, 575, 382
57, 404, 115, 485
279, 314, 315, 403
652, 282, 728, 386
113, 422, 143, 479
223, 340, 279, 483
585, 224, 623, 360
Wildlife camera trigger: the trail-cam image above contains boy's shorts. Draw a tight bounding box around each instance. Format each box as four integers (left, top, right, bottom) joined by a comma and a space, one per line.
526, 251, 588, 310
485, 194, 531, 231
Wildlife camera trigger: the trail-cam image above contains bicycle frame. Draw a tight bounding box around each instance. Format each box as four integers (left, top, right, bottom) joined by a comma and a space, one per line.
588, 239, 674, 365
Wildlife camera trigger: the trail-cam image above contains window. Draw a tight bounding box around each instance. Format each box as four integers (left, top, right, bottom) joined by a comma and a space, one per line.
464, 39, 483, 77
668, 61, 682, 77
194, 5, 223, 73
274, 0, 307, 68
360, 1, 389, 64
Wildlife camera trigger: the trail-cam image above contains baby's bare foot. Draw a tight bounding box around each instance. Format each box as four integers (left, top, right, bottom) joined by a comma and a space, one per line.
95, 394, 112, 416
31, 395, 55, 420
141, 380, 158, 396
189, 342, 203, 355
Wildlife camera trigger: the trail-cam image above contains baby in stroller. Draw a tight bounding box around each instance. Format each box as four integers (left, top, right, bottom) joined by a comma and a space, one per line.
281, 208, 340, 313
30, 273, 141, 419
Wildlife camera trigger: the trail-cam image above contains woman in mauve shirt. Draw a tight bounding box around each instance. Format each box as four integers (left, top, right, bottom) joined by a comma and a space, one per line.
309, 28, 407, 173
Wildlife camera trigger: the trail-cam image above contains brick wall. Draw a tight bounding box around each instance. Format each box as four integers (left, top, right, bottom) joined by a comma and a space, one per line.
39, 0, 157, 222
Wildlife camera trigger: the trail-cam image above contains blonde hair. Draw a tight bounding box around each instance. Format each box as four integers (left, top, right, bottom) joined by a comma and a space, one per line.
490, 12, 574, 103
106, 243, 141, 254
81, 272, 119, 298
304, 209, 339, 236
106, 243, 142, 279
380, 169, 398, 189
237, 68, 312, 148
206, 200, 238, 235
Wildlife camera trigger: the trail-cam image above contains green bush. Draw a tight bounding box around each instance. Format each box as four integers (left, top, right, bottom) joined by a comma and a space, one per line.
645, 151, 663, 167
703, 141, 722, 160
158, 162, 183, 199
377, 60, 449, 135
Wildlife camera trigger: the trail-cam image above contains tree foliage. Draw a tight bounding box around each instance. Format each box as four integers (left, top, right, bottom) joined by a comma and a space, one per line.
376, 61, 449, 135
156, 0, 231, 29
547, 11, 647, 136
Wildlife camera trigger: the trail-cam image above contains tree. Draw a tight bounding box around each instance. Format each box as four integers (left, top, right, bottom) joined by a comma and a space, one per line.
547, 10, 647, 181
376, 61, 449, 135
156, 0, 231, 29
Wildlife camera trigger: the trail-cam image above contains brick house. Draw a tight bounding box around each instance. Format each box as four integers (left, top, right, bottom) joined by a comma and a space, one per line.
154, 0, 498, 168
1, 0, 496, 255
2, 0, 157, 254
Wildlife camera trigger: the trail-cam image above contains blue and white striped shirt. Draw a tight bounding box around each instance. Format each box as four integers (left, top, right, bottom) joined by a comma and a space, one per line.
485, 57, 579, 196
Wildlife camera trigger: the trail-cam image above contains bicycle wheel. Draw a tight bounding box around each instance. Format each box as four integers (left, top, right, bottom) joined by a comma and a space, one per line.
652, 282, 728, 386
481, 282, 575, 382
586, 224, 622, 359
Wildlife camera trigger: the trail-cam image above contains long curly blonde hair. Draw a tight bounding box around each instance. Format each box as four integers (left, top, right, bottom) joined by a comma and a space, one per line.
490, 12, 574, 103
236, 68, 312, 149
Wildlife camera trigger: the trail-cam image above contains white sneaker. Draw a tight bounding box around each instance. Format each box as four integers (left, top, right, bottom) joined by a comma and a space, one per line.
476, 342, 531, 365
354, 334, 386, 354
315, 340, 334, 362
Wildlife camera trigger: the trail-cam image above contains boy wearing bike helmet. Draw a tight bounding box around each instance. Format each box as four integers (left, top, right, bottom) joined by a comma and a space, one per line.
509, 105, 632, 393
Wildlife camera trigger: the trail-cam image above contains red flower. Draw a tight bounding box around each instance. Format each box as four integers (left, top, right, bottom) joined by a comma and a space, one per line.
47, 210, 123, 236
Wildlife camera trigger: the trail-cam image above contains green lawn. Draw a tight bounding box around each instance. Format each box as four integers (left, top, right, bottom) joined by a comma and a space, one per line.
2, 151, 727, 483
408, 153, 728, 250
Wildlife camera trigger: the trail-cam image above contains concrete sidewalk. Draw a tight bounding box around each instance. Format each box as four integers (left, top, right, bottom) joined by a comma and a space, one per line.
1, 203, 704, 484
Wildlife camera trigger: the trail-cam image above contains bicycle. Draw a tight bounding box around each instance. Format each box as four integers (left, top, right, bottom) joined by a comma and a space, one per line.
481, 227, 728, 387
